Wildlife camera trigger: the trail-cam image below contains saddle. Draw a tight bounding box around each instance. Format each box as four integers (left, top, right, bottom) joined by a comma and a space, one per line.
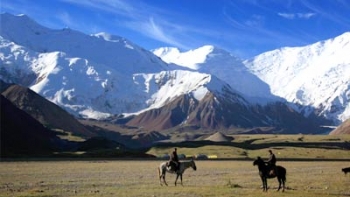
267, 165, 276, 177
167, 161, 180, 172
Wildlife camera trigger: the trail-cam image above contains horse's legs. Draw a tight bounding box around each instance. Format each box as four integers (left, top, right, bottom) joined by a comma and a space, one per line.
175, 174, 179, 186
180, 174, 183, 186
261, 177, 267, 192
158, 167, 163, 186
265, 178, 268, 192
277, 178, 282, 191
163, 174, 168, 186
161, 168, 168, 186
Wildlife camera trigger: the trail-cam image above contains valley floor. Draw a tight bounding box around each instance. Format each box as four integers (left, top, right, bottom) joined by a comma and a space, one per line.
0, 160, 349, 197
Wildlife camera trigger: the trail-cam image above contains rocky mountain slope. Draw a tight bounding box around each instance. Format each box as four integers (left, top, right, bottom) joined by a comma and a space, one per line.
153, 33, 350, 125
1, 81, 95, 138
0, 13, 333, 133
330, 119, 350, 135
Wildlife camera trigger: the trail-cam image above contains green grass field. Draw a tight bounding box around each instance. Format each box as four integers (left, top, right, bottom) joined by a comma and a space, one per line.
0, 160, 349, 197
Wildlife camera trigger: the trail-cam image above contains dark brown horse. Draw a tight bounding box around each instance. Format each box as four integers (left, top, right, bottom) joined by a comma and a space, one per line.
342, 167, 350, 174
253, 157, 286, 192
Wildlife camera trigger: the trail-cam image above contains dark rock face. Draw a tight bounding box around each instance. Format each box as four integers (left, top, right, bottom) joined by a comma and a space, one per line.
126, 90, 323, 134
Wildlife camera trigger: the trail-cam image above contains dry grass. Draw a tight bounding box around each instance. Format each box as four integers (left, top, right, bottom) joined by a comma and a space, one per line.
0, 160, 349, 197
148, 134, 350, 159
148, 145, 350, 159
233, 134, 350, 143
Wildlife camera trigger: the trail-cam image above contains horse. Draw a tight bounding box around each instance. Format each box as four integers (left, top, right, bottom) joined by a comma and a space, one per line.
342, 167, 350, 174
253, 156, 287, 192
158, 159, 197, 186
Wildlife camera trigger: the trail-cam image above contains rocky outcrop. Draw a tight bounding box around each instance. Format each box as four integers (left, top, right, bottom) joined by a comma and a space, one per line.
330, 119, 350, 135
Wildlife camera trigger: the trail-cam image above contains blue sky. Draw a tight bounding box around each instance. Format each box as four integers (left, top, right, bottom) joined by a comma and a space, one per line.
2, 0, 350, 58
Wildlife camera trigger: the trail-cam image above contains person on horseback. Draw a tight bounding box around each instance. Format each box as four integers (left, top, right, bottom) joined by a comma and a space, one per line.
266, 150, 276, 176
167, 148, 180, 172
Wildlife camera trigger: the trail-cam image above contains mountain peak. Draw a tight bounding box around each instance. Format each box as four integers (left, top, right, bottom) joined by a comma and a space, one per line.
152, 47, 181, 56
0, 13, 169, 75
1, 13, 32, 21
152, 46, 211, 70
153, 45, 277, 101
92, 32, 123, 42
196, 45, 215, 52
1, 12, 49, 31
245, 32, 350, 123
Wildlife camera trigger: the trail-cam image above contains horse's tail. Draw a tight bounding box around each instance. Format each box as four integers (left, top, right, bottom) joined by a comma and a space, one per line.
282, 167, 287, 182
158, 166, 161, 178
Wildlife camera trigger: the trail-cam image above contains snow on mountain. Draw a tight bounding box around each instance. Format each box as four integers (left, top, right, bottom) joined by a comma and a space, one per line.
153, 46, 213, 70
244, 32, 350, 123
0, 38, 147, 119
0, 13, 243, 120
153, 46, 281, 103
153, 37, 350, 124
0, 13, 168, 75
0, 13, 335, 132
0, 13, 171, 118
133, 70, 227, 109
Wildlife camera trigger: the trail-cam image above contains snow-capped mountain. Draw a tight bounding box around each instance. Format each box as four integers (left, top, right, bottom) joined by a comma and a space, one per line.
153, 46, 280, 102
0, 13, 329, 133
244, 32, 350, 124
0, 13, 247, 119
153, 34, 350, 124
0, 13, 169, 119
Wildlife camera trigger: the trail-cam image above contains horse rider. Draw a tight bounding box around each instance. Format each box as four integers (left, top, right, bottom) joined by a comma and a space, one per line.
167, 148, 180, 172
266, 149, 276, 176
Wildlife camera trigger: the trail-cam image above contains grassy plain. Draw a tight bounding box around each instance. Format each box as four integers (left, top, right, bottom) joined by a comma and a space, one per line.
1, 135, 349, 196
148, 134, 350, 159
0, 160, 349, 197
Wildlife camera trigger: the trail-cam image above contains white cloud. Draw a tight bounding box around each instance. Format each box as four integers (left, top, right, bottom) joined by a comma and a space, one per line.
57, 12, 73, 27
142, 17, 189, 49
297, 13, 316, 19
278, 13, 295, 19
59, 0, 198, 49
301, 0, 350, 27
278, 12, 316, 19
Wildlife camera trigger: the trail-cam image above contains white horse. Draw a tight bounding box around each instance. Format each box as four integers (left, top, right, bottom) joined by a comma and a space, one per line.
158, 159, 197, 186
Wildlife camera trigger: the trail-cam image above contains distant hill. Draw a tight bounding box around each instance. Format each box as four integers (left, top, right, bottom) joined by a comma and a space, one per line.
329, 119, 350, 135
204, 132, 233, 142
0, 95, 61, 157
1, 81, 95, 138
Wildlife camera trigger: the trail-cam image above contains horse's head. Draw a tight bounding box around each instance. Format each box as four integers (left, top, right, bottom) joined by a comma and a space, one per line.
190, 159, 197, 171
253, 156, 263, 166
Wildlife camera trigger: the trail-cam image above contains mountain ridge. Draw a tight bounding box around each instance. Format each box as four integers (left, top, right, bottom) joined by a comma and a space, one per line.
153, 33, 350, 124
0, 13, 340, 134
153, 45, 279, 102
1, 81, 95, 138
244, 32, 350, 123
